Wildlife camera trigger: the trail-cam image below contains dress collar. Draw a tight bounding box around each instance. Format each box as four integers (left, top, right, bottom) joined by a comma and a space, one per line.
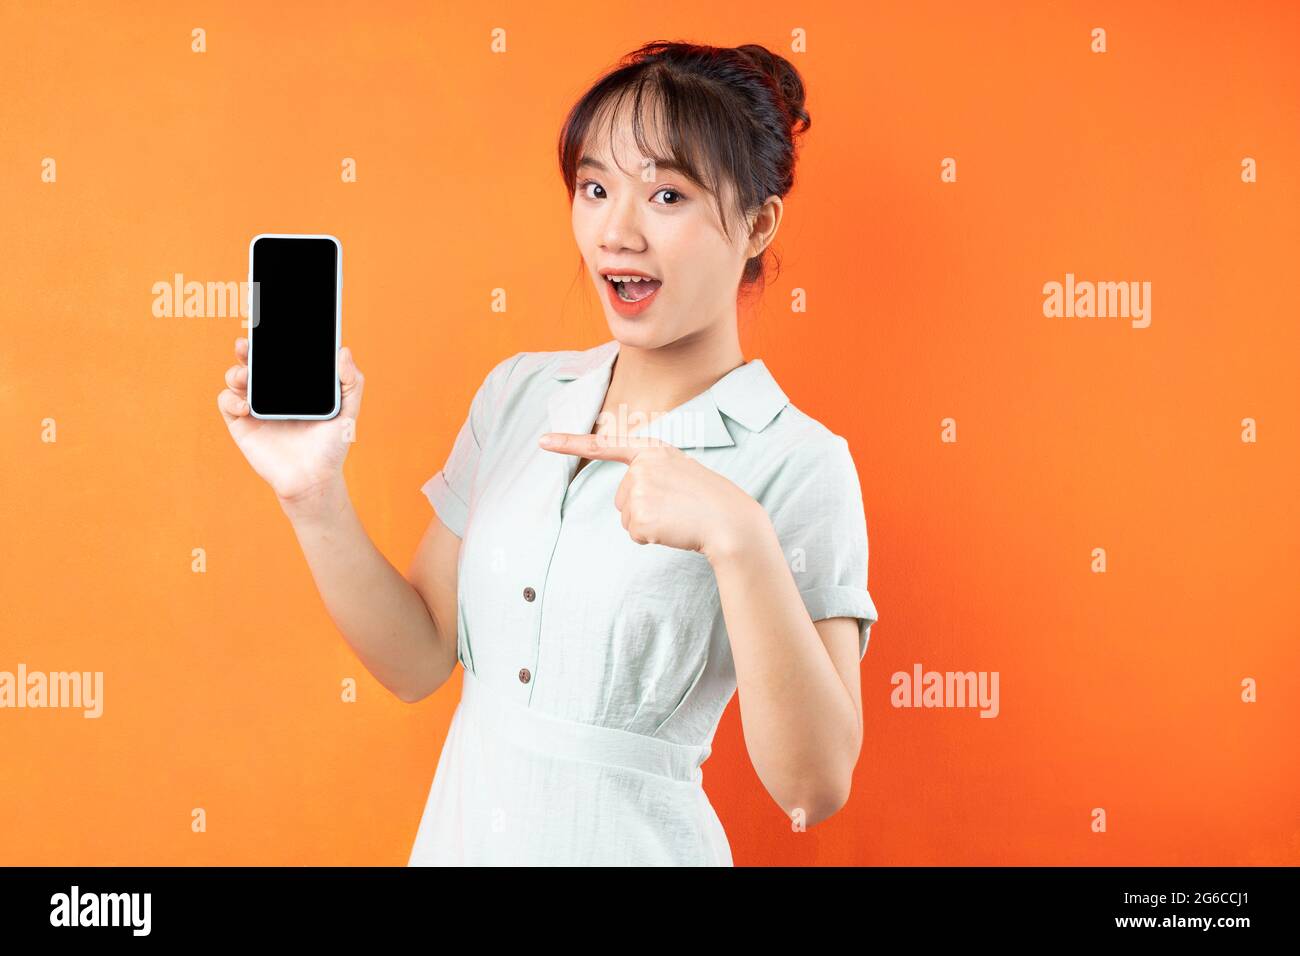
546, 339, 788, 449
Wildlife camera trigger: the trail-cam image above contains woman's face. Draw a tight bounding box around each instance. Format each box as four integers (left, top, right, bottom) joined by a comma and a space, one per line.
571, 109, 776, 348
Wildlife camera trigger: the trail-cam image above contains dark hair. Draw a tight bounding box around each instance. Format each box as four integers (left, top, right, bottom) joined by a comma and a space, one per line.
558, 41, 811, 297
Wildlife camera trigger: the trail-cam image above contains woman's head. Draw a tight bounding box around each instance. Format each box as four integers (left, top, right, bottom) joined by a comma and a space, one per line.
559, 41, 810, 345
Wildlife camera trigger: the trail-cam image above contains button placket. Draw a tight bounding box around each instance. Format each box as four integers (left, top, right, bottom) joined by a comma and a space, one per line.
521, 456, 597, 707
530, 361, 615, 705
519, 585, 536, 687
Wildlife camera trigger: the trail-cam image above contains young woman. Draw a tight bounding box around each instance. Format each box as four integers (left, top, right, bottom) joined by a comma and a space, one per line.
217, 41, 878, 866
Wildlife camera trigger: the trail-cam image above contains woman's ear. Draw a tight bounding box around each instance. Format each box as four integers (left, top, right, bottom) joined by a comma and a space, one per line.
746, 195, 783, 259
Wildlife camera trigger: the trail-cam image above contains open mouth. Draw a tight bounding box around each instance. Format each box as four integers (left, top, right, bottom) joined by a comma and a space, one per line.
605, 275, 663, 303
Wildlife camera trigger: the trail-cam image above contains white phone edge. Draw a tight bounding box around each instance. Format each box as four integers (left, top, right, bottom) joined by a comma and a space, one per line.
246, 232, 343, 421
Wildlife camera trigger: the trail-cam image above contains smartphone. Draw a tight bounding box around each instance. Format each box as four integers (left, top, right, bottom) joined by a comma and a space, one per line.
246, 233, 343, 420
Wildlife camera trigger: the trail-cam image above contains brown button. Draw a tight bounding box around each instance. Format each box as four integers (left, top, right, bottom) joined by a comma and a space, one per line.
523, 586, 536, 602
518, 667, 531, 684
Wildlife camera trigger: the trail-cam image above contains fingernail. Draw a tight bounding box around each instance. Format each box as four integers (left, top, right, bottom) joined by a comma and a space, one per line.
539, 433, 556, 445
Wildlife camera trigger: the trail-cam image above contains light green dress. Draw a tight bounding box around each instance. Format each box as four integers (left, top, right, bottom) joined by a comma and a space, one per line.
408, 338, 878, 865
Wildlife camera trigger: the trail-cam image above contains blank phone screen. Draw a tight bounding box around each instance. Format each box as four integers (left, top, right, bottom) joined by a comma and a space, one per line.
249, 236, 340, 417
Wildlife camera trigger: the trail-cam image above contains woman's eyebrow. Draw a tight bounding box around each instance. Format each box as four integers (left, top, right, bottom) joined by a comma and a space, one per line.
578, 154, 703, 185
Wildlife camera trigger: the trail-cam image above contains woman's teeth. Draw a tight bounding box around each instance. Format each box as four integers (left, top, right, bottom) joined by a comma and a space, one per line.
607, 276, 662, 302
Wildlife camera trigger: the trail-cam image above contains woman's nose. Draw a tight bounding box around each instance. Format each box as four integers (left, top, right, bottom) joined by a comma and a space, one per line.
599, 196, 645, 251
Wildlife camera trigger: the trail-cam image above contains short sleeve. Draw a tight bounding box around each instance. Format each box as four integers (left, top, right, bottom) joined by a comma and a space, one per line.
767, 434, 879, 660
421, 351, 525, 537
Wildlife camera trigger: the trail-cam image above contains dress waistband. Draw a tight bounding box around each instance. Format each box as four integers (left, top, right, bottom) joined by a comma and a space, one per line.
460, 667, 710, 785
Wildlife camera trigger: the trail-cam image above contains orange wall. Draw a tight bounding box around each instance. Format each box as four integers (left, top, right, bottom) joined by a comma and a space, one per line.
2, 0, 1297, 865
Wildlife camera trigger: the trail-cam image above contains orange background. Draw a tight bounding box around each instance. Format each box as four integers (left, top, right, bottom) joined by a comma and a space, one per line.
2, 0, 1297, 865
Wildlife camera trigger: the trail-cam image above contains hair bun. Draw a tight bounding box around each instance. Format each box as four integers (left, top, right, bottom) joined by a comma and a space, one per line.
735, 43, 810, 136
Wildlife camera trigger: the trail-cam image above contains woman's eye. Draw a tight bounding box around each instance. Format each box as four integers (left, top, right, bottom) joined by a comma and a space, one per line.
577, 179, 683, 206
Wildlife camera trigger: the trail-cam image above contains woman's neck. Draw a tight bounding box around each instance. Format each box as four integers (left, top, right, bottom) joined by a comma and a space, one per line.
601, 325, 746, 433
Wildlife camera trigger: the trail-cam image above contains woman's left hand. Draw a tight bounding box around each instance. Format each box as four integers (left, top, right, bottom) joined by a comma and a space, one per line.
538, 431, 765, 561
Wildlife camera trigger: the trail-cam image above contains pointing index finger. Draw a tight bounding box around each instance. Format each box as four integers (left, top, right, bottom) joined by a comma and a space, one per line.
538, 431, 663, 464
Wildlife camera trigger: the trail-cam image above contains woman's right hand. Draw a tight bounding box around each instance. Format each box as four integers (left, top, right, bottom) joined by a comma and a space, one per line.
217, 337, 365, 507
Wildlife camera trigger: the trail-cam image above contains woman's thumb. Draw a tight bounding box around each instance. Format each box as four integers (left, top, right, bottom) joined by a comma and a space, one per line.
339, 346, 364, 414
